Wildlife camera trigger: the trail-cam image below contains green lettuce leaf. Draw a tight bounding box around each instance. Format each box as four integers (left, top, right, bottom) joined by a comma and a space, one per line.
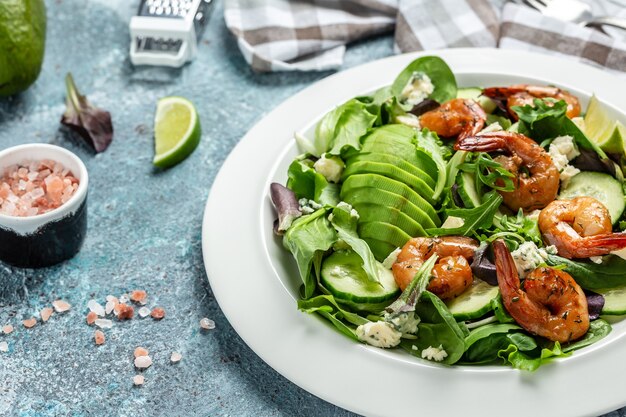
426, 191, 503, 236
283, 209, 337, 299
329, 204, 380, 284
298, 294, 370, 340
497, 340, 569, 372
286, 158, 340, 206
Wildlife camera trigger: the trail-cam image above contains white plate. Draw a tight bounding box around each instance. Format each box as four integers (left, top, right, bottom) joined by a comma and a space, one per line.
202, 48, 626, 417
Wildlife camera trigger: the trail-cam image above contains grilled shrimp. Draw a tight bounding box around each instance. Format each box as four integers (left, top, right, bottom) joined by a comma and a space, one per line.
538, 197, 626, 258
419, 98, 486, 141
493, 239, 589, 343
392, 236, 479, 300
455, 131, 560, 212
483, 84, 581, 120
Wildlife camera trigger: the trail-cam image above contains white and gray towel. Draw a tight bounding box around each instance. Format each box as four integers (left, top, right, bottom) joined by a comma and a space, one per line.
224, 0, 626, 73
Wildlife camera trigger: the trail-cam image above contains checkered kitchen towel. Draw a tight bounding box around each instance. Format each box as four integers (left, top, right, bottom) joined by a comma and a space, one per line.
224, 0, 626, 73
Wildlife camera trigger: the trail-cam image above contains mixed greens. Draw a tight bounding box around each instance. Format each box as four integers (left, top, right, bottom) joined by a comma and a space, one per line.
270, 56, 626, 370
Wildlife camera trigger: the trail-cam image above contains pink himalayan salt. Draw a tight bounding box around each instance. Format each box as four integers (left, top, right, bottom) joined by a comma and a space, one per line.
0, 159, 79, 217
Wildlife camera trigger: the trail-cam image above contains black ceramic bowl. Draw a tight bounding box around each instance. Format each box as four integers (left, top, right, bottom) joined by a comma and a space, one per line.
0, 144, 89, 268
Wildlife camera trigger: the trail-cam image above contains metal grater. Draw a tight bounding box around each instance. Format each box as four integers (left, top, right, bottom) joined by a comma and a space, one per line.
129, 0, 213, 67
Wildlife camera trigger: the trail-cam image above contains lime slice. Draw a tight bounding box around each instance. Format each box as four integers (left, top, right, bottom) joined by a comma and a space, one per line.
583, 95, 626, 154
153, 96, 201, 168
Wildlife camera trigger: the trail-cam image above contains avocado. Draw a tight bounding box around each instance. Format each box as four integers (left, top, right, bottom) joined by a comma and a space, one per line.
345, 152, 436, 189
358, 221, 413, 249
352, 202, 427, 237
0, 0, 46, 96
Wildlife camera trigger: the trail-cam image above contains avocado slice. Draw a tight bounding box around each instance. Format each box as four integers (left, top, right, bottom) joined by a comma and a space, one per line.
341, 174, 440, 225
346, 152, 436, 189
342, 161, 436, 205
352, 202, 427, 237
358, 221, 414, 249
363, 238, 398, 262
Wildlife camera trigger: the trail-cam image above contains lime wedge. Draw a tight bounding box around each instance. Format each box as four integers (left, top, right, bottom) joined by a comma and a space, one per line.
153, 96, 201, 168
583, 95, 626, 155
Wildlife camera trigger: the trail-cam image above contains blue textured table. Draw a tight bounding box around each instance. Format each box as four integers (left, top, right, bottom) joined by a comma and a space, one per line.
0, 1, 624, 416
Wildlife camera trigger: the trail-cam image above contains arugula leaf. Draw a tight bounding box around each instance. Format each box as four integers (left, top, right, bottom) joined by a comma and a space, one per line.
491, 210, 542, 246
298, 294, 370, 341
459, 153, 515, 192
391, 56, 457, 105
283, 209, 337, 299
286, 158, 339, 206
512, 98, 608, 159
426, 191, 503, 236
329, 204, 380, 284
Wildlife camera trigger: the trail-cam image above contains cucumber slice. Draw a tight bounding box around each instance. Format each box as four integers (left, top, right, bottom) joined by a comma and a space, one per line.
321, 250, 400, 312
456, 87, 482, 99
597, 286, 626, 315
445, 279, 500, 321
342, 160, 437, 205
456, 172, 481, 208
341, 174, 440, 225
559, 171, 625, 224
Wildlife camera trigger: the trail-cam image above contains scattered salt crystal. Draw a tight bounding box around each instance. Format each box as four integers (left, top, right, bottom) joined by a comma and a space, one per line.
23, 318, 37, 328
133, 375, 145, 386
106, 295, 118, 303
95, 319, 113, 329
134, 347, 149, 358
87, 299, 105, 317
117, 304, 134, 320
134, 355, 152, 369
105, 300, 117, 315
94, 330, 105, 345
0, 342, 8, 353
151, 307, 165, 320
40, 307, 53, 322
52, 300, 71, 313
200, 318, 215, 330
170, 352, 182, 363
119, 294, 129, 304
86, 311, 98, 325
138, 307, 151, 318
2, 324, 13, 334
130, 290, 147, 303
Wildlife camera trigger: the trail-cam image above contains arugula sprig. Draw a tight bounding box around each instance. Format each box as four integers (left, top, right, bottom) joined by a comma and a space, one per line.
459, 152, 515, 192
427, 191, 503, 237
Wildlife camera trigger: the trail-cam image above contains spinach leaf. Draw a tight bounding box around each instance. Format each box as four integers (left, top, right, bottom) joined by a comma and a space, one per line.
513, 99, 607, 159
546, 254, 626, 290
462, 323, 521, 363
298, 294, 370, 341
391, 56, 457, 105
562, 319, 611, 353
400, 291, 466, 365
329, 204, 380, 284
426, 191, 503, 236
490, 294, 515, 323
309, 99, 377, 157
283, 209, 337, 299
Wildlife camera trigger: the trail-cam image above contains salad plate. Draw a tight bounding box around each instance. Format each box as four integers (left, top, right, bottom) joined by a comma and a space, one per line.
202, 48, 626, 417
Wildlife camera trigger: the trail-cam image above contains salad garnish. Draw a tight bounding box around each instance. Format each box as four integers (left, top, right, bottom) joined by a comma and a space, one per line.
271, 56, 626, 370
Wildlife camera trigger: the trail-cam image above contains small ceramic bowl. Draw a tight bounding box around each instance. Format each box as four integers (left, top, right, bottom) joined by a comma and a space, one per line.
0, 144, 89, 268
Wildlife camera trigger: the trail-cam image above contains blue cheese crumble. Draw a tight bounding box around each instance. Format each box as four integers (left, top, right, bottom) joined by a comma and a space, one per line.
548, 135, 580, 187
298, 198, 322, 214
356, 321, 402, 348
421, 345, 448, 362
511, 241, 557, 278
399, 72, 434, 106
384, 311, 420, 335
313, 154, 344, 183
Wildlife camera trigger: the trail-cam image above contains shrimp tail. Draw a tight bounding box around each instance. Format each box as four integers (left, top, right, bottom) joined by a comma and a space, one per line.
454, 132, 507, 152
493, 239, 521, 299
582, 232, 626, 253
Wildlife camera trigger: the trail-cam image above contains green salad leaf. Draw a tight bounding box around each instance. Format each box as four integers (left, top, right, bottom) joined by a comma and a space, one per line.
401, 291, 466, 365
391, 56, 457, 105
427, 191, 503, 236
462, 323, 521, 363
497, 339, 569, 372
513, 98, 608, 159
562, 319, 612, 353
287, 158, 339, 206
329, 204, 380, 284
307, 99, 377, 157
283, 209, 337, 299
546, 254, 626, 290
298, 294, 370, 340
459, 153, 515, 192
